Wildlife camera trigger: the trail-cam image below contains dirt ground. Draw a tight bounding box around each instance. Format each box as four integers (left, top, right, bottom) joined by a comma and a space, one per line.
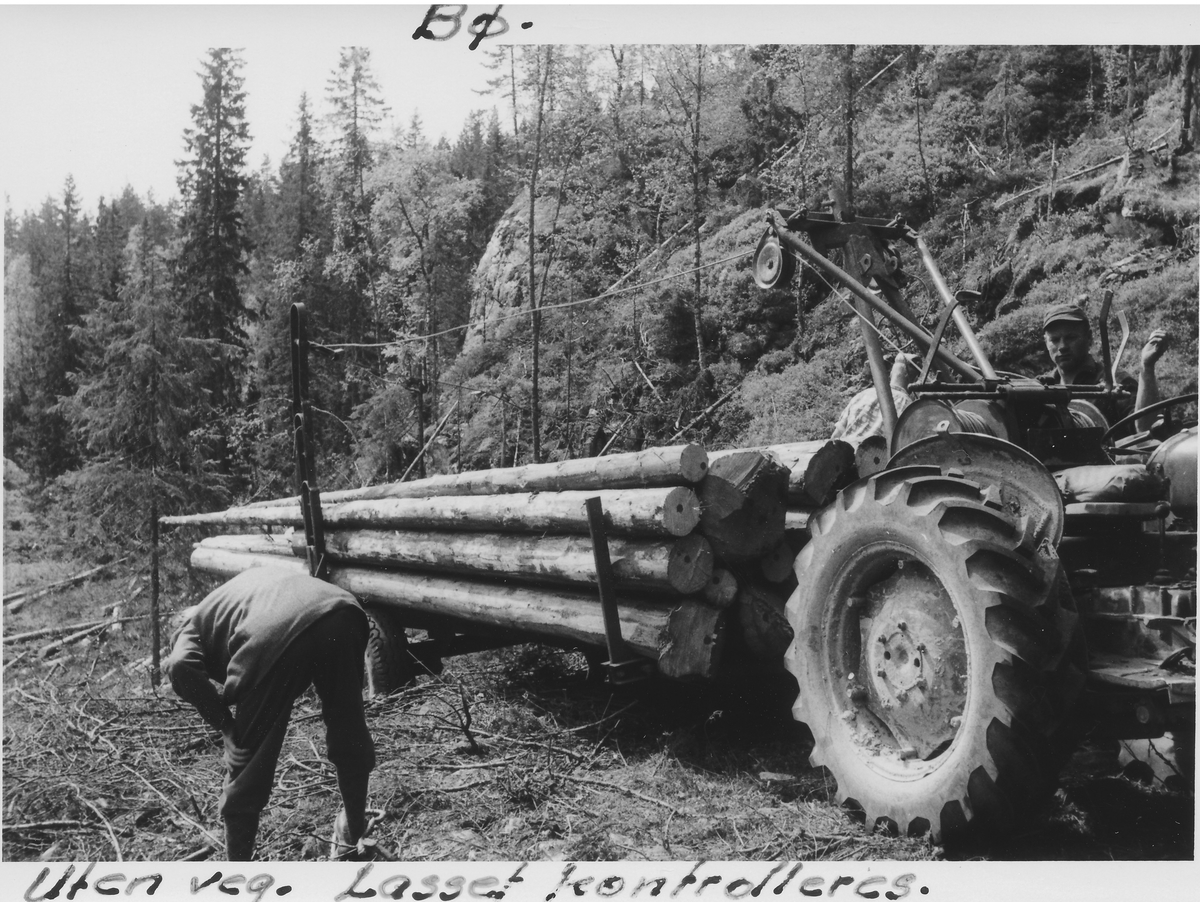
2, 482, 1193, 863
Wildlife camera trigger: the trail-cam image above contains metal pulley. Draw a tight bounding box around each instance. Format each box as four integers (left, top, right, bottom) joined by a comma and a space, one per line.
752, 229, 796, 289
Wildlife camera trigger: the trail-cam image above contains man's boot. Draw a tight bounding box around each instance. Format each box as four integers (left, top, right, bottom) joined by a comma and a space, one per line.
224, 812, 259, 861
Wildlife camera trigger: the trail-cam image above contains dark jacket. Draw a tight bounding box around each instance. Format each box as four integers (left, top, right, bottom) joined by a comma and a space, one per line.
1038, 356, 1138, 428
166, 567, 363, 705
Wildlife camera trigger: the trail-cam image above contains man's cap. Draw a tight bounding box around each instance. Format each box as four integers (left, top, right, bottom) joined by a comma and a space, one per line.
1043, 303, 1090, 331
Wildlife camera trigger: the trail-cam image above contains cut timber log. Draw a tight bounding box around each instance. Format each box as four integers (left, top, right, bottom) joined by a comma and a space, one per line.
796, 439, 856, 506
666, 534, 715, 596
702, 568, 739, 609
760, 538, 797, 584
659, 602, 726, 680
710, 441, 828, 505
246, 444, 709, 507
164, 487, 701, 539
736, 582, 794, 664
189, 547, 725, 680
855, 435, 889, 478
696, 450, 789, 562
196, 530, 714, 596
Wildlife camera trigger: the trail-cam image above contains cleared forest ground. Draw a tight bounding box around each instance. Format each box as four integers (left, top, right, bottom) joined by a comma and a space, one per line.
2, 482, 1193, 863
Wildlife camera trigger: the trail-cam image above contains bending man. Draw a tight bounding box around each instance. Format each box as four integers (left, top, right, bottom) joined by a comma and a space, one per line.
166, 566, 375, 860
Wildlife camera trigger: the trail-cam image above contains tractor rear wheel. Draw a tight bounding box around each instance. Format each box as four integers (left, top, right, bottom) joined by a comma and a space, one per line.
364, 605, 417, 697
785, 467, 1082, 841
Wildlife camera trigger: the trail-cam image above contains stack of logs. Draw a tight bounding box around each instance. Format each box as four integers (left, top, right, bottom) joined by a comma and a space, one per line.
163, 439, 863, 681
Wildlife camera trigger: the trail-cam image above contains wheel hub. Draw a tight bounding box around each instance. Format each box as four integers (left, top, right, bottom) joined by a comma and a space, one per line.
853, 564, 967, 759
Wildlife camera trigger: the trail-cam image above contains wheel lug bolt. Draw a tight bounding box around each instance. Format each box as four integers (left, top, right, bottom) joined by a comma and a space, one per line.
898, 621, 908, 631
848, 595, 865, 609
916, 642, 927, 652
895, 689, 908, 702
850, 688, 869, 703
949, 716, 962, 728
915, 678, 927, 690
876, 668, 887, 679
877, 635, 887, 644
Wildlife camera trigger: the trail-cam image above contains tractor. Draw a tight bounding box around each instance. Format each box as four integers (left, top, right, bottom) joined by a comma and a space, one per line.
752, 206, 1196, 841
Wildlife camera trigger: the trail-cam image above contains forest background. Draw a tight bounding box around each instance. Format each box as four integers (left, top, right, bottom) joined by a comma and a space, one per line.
4, 42, 1199, 560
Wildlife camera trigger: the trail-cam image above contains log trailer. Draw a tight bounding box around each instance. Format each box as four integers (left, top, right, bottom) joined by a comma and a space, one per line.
165, 206, 1197, 844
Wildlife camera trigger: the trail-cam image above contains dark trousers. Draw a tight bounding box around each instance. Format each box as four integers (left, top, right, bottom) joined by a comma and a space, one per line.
220, 608, 375, 827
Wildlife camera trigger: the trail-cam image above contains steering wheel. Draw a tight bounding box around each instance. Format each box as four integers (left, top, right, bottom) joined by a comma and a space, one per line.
1102, 392, 1198, 452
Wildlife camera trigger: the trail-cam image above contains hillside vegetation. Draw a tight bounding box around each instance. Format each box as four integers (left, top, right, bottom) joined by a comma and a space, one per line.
4, 44, 1198, 551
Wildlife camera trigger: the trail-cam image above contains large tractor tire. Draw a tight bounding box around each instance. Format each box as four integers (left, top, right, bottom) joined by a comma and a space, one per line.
364, 605, 417, 697
785, 466, 1082, 842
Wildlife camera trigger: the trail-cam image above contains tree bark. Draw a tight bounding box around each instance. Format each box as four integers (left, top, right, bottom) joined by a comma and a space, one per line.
696, 450, 790, 561
164, 486, 702, 538
842, 44, 856, 211
795, 439, 856, 506
251, 443, 709, 505
188, 548, 725, 680
198, 529, 712, 596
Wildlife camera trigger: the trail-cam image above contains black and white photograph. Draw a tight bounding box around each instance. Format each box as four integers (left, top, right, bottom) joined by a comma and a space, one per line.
2, 3, 1197, 897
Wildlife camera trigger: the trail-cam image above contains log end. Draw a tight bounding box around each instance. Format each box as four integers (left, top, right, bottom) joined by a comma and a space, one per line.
736, 583, 794, 663
701, 568, 739, 609
657, 602, 727, 680
855, 435, 889, 478
662, 486, 702, 537
802, 439, 857, 506
679, 443, 710, 484
759, 538, 798, 583
667, 534, 715, 594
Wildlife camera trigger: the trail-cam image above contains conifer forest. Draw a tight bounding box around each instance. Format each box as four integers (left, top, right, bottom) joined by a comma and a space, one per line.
2, 43, 1197, 864
5, 45, 1198, 535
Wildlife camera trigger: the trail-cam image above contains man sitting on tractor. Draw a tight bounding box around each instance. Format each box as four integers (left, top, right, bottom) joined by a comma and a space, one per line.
1037, 302, 1170, 431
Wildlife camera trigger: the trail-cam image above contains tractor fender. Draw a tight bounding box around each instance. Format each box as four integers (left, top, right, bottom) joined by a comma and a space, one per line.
887, 432, 1064, 548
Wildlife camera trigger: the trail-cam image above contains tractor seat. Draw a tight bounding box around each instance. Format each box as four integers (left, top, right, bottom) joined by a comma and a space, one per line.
1054, 464, 1167, 504
1055, 464, 1169, 531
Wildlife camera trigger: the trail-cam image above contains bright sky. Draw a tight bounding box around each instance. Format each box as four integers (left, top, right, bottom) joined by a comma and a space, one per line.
0, 4, 1195, 217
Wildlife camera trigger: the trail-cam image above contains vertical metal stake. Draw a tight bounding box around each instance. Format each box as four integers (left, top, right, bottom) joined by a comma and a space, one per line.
291, 303, 328, 581
585, 496, 651, 684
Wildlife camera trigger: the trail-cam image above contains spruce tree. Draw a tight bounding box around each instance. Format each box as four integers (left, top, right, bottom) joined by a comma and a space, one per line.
59, 224, 224, 536
325, 46, 388, 348
177, 47, 253, 409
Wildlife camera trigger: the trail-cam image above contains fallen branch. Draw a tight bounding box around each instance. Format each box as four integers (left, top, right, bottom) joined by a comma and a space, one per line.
38, 622, 119, 660
4, 560, 126, 612
122, 765, 223, 848
400, 400, 459, 483
2, 820, 98, 832
70, 784, 123, 862
994, 132, 1174, 211
6, 615, 143, 646
668, 385, 739, 442
180, 845, 217, 862
561, 772, 678, 812
4, 649, 31, 671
